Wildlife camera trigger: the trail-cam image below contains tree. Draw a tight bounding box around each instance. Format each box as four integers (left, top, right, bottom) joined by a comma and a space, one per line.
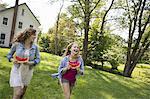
100, 0, 115, 34
68, 0, 105, 62
10, 0, 19, 46
88, 26, 113, 67
55, 0, 64, 55
123, 0, 150, 77
139, 48, 150, 64
49, 0, 65, 55
38, 33, 51, 53
45, 13, 77, 55
106, 34, 126, 69
89, 0, 115, 66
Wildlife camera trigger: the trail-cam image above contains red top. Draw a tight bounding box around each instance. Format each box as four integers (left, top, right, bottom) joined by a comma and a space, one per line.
62, 68, 77, 83
62, 56, 80, 83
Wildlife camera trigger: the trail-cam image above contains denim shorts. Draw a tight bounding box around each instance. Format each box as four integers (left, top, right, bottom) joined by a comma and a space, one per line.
61, 78, 75, 86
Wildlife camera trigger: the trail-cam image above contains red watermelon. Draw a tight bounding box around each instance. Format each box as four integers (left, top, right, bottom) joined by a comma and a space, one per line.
15, 56, 28, 61
69, 61, 80, 69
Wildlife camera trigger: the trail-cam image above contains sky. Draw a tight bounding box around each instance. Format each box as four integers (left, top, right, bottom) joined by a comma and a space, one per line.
1, 0, 128, 40
1, 0, 70, 33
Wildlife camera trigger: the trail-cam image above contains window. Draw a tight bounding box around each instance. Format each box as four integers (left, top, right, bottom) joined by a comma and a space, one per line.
30, 25, 33, 28
3, 17, 8, 25
1, 34, 5, 39
0, 34, 5, 44
18, 22, 23, 29
21, 9, 25, 16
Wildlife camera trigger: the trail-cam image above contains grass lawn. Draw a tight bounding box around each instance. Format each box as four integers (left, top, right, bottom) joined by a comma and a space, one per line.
0, 48, 150, 99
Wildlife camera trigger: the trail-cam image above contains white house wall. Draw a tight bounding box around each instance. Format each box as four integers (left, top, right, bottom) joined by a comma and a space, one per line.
0, 4, 40, 47
15, 4, 40, 37
0, 8, 14, 47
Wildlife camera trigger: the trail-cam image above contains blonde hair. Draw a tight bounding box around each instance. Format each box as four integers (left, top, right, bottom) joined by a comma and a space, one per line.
63, 42, 79, 57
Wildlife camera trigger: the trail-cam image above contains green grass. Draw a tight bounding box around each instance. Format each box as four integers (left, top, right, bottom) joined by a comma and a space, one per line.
0, 48, 150, 99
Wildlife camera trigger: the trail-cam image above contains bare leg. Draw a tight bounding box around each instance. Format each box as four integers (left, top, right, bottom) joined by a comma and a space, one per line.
13, 86, 27, 99
20, 86, 27, 98
62, 82, 71, 99
70, 85, 74, 94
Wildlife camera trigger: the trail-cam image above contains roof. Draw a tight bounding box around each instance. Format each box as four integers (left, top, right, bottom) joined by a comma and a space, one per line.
0, 3, 40, 25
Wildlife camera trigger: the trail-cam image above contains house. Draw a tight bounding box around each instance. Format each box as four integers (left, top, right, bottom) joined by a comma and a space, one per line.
0, 3, 40, 47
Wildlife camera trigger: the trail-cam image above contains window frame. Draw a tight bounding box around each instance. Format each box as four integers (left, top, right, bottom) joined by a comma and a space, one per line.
30, 25, 33, 28
2, 17, 8, 25
0, 33, 5, 44
21, 9, 25, 16
18, 22, 23, 29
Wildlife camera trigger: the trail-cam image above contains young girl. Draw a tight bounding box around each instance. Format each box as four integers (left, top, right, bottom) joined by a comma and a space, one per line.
7, 28, 40, 99
58, 42, 84, 99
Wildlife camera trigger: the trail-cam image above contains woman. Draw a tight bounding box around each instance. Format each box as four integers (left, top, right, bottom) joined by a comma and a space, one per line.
58, 42, 84, 99
7, 28, 40, 99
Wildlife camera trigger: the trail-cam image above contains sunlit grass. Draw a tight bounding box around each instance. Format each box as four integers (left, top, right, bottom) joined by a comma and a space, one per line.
0, 47, 150, 99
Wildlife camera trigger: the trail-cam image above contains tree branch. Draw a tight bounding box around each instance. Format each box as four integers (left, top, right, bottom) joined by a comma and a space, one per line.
89, 0, 101, 14
100, 0, 115, 34
130, 0, 144, 60
138, 0, 146, 35
142, 33, 150, 48
141, 14, 150, 34
125, 0, 133, 63
129, 41, 150, 74
131, 0, 142, 36
78, 0, 85, 14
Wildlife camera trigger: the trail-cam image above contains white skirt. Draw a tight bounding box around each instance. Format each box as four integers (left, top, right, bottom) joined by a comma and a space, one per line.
10, 64, 33, 88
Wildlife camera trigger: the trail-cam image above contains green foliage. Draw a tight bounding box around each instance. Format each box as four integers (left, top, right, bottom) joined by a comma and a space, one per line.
108, 58, 119, 70
139, 49, 150, 64
88, 24, 126, 69
87, 18, 112, 62
38, 34, 51, 53
52, 13, 77, 55
106, 34, 126, 64
39, 13, 82, 55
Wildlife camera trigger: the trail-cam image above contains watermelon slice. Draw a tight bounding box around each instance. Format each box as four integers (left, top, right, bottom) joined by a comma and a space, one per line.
15, 56, 28, 61
69, 61, 80, 69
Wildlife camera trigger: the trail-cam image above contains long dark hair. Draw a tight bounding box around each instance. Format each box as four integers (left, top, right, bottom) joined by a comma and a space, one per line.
13, 28, 36, 43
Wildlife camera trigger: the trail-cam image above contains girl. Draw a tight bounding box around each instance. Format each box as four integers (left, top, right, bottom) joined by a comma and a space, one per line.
58, 42, 84, 99
7, 28, 40, 99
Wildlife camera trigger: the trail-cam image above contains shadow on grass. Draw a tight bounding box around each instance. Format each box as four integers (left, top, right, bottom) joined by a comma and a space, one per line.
25, 63, 150, 99
1, 47, 150, 99
72, 68, 150, 99
24, 65, 63, 99
91, 64, 124, 76
0, 57, 62, 99
1, 63, 150, 99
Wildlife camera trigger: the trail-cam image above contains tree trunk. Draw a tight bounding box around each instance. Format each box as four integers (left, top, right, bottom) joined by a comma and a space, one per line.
54, 0, 64, 55
123, 62, 131, 77
9, 0, 19, 46
82, 0, 90, 62
78, 0, 101, 62
123, 19, 132, 77
82, 16, 90, 62
123, 0, 149, 77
